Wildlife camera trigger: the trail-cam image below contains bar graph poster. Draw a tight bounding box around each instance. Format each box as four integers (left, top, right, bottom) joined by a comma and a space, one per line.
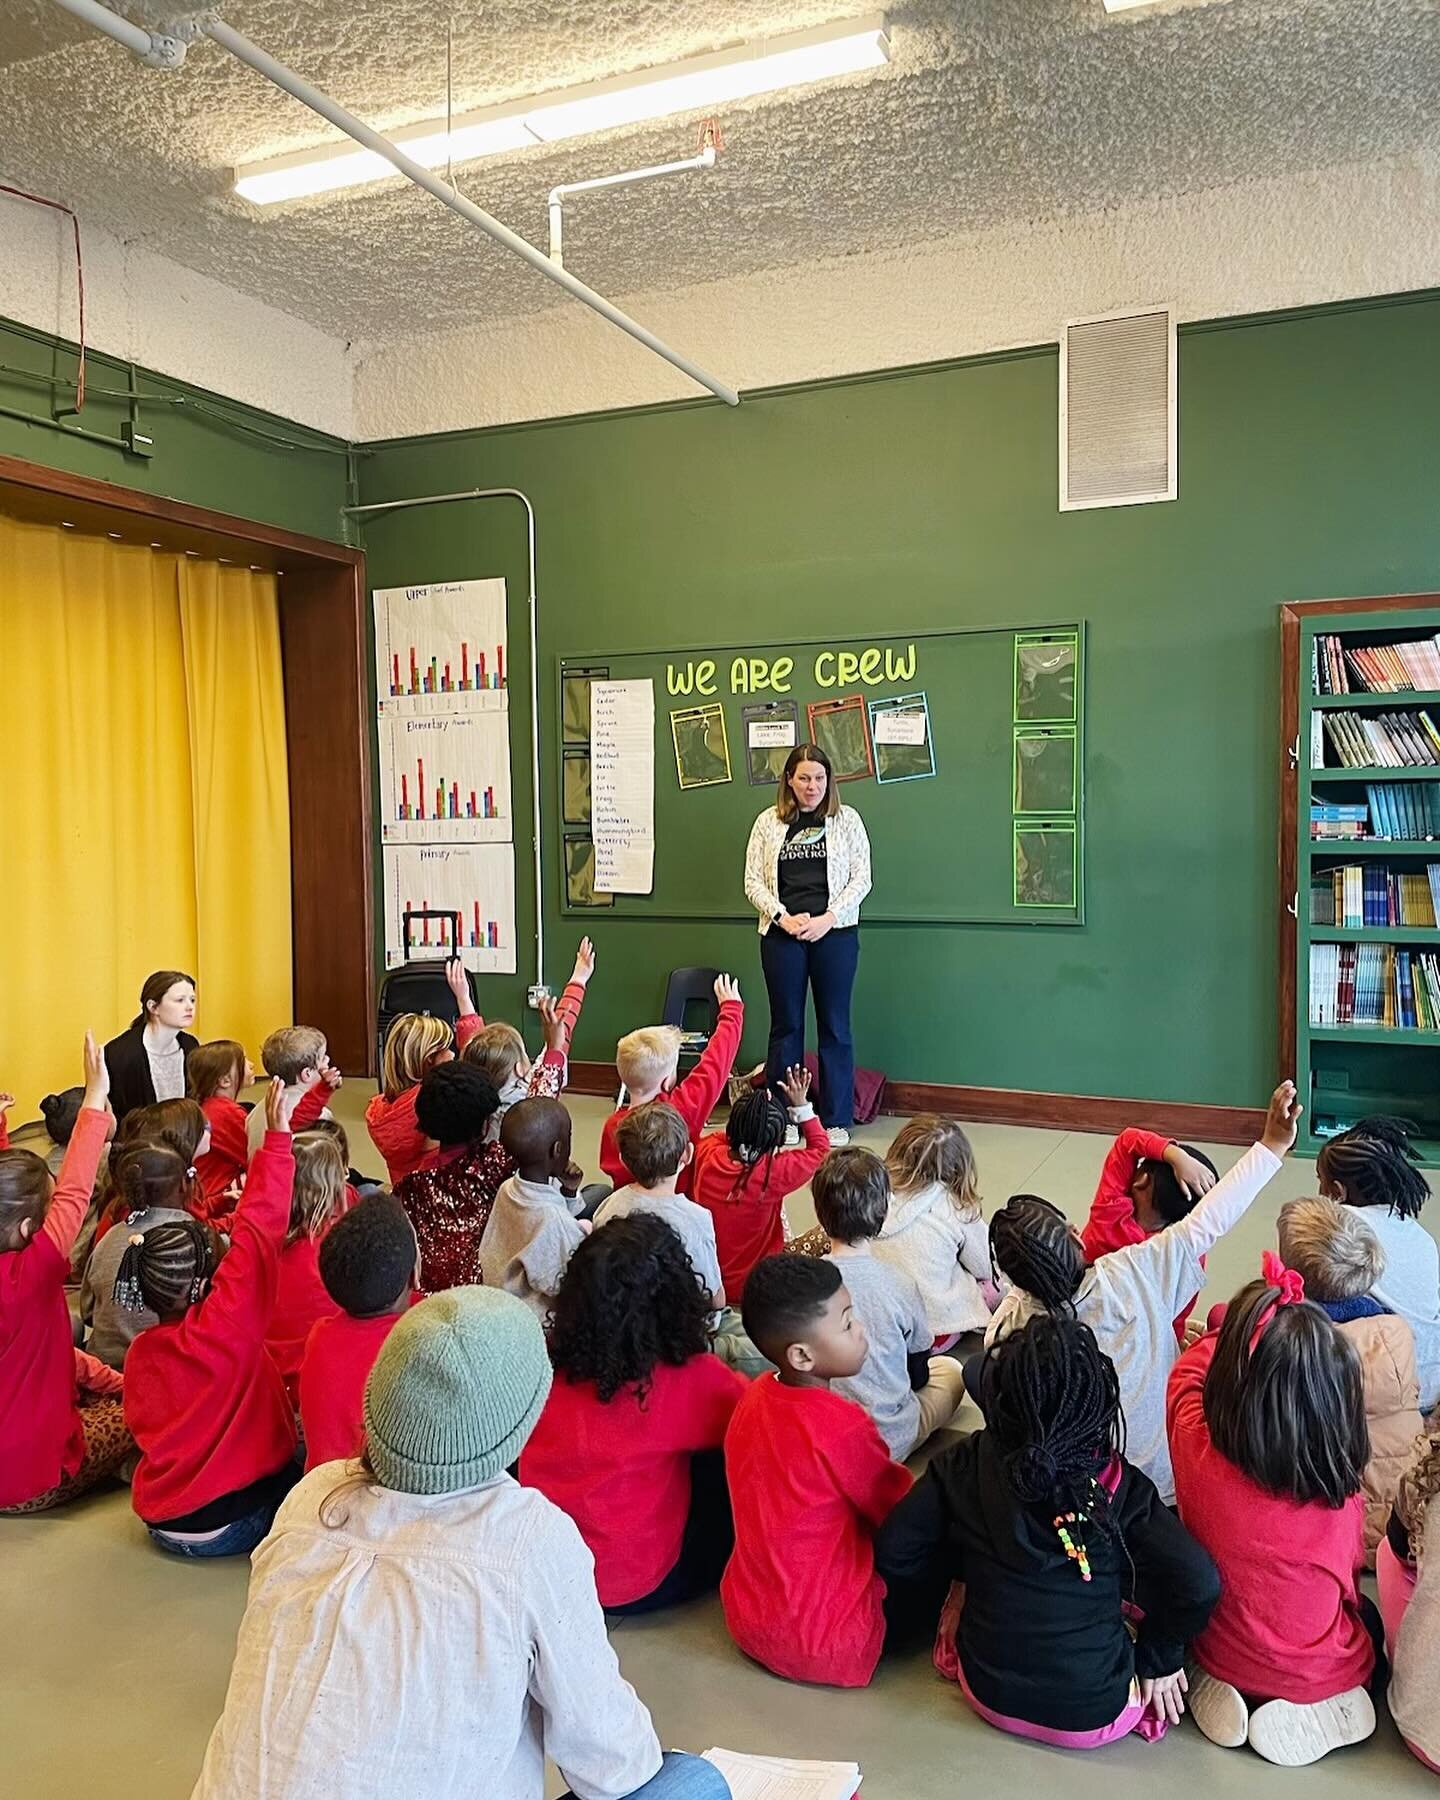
374, 578, 508, 715
379, 711, 512, 844
382, 844, 517, 975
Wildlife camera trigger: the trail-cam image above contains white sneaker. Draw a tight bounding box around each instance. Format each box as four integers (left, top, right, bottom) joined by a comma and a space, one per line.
1187, 1668, 1249, 1748
782, 1125, 801, 1148
1246, 1688, 1376, 1766
826, 1127, 851, 1148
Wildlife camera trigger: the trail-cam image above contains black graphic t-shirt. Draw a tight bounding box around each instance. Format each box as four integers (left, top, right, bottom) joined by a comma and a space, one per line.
777, 809, 830, 918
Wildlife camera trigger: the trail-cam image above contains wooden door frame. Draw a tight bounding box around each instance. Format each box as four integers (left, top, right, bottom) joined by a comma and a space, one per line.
0, 452, 376, 1075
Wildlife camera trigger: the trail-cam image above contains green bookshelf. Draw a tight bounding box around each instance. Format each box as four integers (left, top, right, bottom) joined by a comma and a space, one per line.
1284, 596, 1440, 1164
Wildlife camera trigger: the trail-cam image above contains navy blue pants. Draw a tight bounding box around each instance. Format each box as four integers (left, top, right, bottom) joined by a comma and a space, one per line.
760, 926, 859, 1128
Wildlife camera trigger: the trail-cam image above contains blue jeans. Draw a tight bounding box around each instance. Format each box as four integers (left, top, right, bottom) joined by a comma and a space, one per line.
760, 925, 859, 1127
560, 1751, 732, 1800
148, 1502, 275, 1559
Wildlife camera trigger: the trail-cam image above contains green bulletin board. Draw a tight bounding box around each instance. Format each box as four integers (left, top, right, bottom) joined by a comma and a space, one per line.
559, 623, 1084, 926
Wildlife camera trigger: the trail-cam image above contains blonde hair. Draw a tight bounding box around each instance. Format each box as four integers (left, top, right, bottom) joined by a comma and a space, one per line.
1277, 1196, 1385, 1301
380, 1013, 454, 1100
289, 1131, 348, 1246
616, 1025, 682, 1095
885, 1114, 980, 1221
462, 1021, 527, 1089
262, 1025, 327, 1084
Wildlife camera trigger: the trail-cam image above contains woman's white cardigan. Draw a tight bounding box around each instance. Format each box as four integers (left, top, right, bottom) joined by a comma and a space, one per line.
744, 803, 873, 935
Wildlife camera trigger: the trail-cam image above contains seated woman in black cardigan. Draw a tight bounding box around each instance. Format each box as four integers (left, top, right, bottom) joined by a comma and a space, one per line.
104, 969, 198, 1124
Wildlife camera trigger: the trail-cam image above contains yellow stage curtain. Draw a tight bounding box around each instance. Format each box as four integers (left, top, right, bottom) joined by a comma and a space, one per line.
0, 516, 292, 1122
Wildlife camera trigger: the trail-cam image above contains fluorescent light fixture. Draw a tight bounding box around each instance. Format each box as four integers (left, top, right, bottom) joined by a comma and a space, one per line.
235, 14, 890, 204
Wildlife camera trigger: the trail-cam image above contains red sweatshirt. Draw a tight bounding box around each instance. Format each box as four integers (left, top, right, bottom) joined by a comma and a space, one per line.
721, 1373, 912, 1687
194, 1095, 249, 1211
365, 1012, 484, 1185
299, 1309, 403, 1472
0, 1107, 110, 1508
265, 1234, 340, 1402
125, 1131, 298, 1526
1167, 1332, 1373, 1703
691, 1113, 829, 1299
600, 999, 744, 1196
1080, 1128, 1200, 1342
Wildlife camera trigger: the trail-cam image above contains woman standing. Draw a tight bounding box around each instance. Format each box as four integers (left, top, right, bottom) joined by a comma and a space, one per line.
744, 744, 872, 1145
103, 969, 199, 1124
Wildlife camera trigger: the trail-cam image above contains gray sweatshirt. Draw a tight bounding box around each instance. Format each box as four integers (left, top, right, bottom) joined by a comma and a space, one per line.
477, 1174, 586, 1322
594, 1185, 724, 1306
81, 1205, 192, 1368
827, 1246, 931, 1459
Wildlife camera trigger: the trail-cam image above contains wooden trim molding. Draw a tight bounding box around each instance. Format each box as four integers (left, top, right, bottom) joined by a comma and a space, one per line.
562, 1061, 1266, 1145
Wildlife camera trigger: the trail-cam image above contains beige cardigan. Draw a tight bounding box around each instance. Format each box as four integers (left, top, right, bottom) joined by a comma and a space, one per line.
743, 803, 873, 933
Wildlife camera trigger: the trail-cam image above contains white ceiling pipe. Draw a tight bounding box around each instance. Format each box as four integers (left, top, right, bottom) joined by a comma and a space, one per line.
203, 18, 740, 407
46, 0, 188, 66
549, 146, 717, 270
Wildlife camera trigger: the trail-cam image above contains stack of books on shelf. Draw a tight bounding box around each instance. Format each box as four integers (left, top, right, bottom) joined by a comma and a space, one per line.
1321, 710, 1440, 769
1310, 943, 1440, 1029
1314, 634, 1440, 695
1311, 864, 1440, 927
1365, 783, 1440, 839
1311, 800, 1369, 840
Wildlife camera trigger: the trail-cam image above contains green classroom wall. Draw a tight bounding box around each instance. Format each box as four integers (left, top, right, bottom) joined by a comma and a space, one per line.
357, 292, 1440, 1108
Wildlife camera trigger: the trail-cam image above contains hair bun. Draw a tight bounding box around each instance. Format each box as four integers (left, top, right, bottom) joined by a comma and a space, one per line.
1008, 1442, 1060, 1502
39, 1093, 61, 1121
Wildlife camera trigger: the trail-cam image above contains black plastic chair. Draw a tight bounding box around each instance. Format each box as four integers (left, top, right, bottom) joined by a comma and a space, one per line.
617, 965, 721, 1104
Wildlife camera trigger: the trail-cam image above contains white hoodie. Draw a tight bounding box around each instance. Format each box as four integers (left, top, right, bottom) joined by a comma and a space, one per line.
873, 1180, 994, 1336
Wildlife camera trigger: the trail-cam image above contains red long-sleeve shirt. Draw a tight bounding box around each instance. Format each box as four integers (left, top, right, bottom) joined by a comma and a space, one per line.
600, 999, 744, 1196
265, 1234, 340, 1402
125, 1131, 298, 1525
691, 1113, 829, 1299
194, 1096, 249, 1211
365, 1011, 484, 1185
1080, 1127, 1200, 1342
0, 1107, 110, 1507
299, 1309, 403, 1472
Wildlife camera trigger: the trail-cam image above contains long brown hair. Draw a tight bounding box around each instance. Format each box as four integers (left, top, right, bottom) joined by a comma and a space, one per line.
775, 743, 839, 822
187, 1039, 246, 1104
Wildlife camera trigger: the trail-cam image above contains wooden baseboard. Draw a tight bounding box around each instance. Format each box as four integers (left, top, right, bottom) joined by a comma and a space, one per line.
564, 1062, 1265, 1145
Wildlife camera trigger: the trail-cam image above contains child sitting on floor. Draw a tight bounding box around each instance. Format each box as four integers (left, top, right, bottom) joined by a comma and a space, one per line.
298, 1193, 416, 1472
600, 973, 744, 1194
82, 1141, 199, 1369
394, 1063, 511, 1295
367, 960, 483, 1185
35, 1086, 104, 1278
1080, 1128, 1218, 1340
1317, 1117, 1440, 1412
877, 1314, 1219, 1747
594, 1103, 724, 1309
478, 1099, 587, 1322
1380, 1429, 1440, 1775
815, 1148, 965, 1457
93, 1097, 210, 1244
1168, 1259, 1377, 1766
521, 1212, 745, 1612
186, 1038, 255, 1211
245, 1025, 338, 1154
721, 1254, 912, 1688
1278, 1197, 1419, 1562
461, 936, 595, 1140
264, 1129, 349, 1402
117, 1078, 301, 1557
986, 1080, 1300, 1504
875, 1114, 996, 1346
0, 1033, 131, 1514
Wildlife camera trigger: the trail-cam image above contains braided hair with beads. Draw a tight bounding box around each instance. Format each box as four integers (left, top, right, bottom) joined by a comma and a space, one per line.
112, 1215, 220, 1315
989, 1192, 1085, 1315
724, 1086, 790, 1199
1317, 1115, 1431, 1222
984, 1313, 1124, 1580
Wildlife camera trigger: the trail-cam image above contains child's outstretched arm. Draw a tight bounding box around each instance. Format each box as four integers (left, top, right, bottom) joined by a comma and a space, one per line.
668, 975, 745, 1136
290, 1075, 332, 1134
199, 1080, 297, 1343
42, 1034, 111, 1260
1167, 1082, 1300, 1261
0, 1090, 11, 1150
527, 942, 594, 1098
772, 1064, 830, 1191
446, 955, 485, 1051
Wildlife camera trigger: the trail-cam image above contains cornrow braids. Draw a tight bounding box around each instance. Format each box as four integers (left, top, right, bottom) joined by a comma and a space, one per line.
725, 1087, 788, 1199
1317, 1116, 1431, 1222
989, 1193, 1085, 1314
112, 1217, 218, 1316
985, 1314, 1124, 1580
111, 1141, 189, 1220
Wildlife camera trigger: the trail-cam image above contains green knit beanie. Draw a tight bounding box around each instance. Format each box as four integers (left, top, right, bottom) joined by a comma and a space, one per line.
363, 1287, 553, 1494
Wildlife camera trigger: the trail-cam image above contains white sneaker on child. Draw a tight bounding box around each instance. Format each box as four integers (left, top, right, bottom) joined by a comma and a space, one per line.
826, 1126, 850, 1148
782, 1125, 801, 1148
1246, 1688, 1376, 1766
1186, 1668, 1249, 1748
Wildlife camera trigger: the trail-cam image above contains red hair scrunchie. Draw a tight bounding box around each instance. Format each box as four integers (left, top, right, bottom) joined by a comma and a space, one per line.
1261, 1247, 1306, 1306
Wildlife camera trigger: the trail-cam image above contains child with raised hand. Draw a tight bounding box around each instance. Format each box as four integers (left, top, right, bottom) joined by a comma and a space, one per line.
245, 1025, 339, 1156
878, 1314, 1220, 1747
116, 1077, 301, 1557
522, 1212, 745, 1612
721, 1254, 912, 1687
192, 1287, 727, 1800
81, 1141, 199, 1369
0, 1033, 130, 1514
366, 958, 483, 1185
394, 1062, 511, 1295
264, 1129, 349, 1402
92, 1097, 210, 1245
601, 973, 744, 1194
298, 1193, 416, 1472
692, 1063, 828, 1303
1279, 1197, 1419, 1561
478, 1099, 588, 1322
38, 1085, 105, 1278
1081, 1128, 1218, 1340
1167, 1259, 1377, 1765
462, 936, 596, 1139
187, 1038, 254, 1210
1317, 1116, 1440, 1411
875, 1114, 995, 1345
594, 1102, 724, 1309
815, 1148, 965, 1458
986, 1080, 1301, 1504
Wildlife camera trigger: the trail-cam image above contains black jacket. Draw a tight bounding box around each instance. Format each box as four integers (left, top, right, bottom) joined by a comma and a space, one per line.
875, 1432, 1220, 1731
103, 1024, 199, 1124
